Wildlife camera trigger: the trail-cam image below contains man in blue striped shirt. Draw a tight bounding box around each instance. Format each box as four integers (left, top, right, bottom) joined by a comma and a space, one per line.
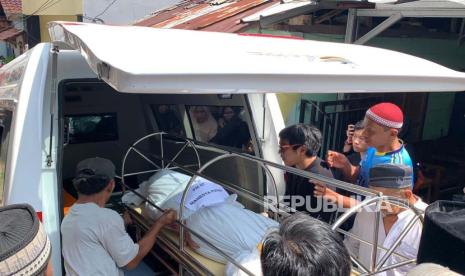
357, 102, 413, 188
315, 103, 413, 208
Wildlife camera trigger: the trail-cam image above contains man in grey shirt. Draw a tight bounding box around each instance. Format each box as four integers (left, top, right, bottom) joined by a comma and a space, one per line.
61, 157, 176, 276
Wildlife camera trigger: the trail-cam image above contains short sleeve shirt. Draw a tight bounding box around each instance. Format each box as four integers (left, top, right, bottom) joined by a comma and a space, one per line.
358, 145, 413, 188
284, 157, 336, 223
61, 203, 139, 276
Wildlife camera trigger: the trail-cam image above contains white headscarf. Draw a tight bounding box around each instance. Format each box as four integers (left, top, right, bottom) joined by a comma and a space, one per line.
190, 106, 218, 142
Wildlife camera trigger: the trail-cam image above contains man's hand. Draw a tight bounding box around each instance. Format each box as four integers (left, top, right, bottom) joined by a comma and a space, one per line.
313, 182, 339, 202
123, 210, 133, 226
158, 209, 177, 226
127, 209, 178, 270
346, 124, 355, 144
314, 181, 360, 209
326, 150, 350, 169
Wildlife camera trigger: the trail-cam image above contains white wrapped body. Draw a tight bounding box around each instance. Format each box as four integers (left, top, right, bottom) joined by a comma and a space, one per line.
122, 169, 278, 267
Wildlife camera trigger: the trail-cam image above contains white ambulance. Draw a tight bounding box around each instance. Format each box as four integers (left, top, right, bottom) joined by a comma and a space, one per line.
1, 21, 464, 275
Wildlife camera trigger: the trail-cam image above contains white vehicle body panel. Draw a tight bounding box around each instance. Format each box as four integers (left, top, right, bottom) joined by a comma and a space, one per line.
0, 21, 464, 275
48, 21, 465, 94
1, 47, 99, 275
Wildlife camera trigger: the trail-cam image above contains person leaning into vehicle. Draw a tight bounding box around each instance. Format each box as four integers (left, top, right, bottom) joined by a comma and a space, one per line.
61, 157, 177, 276
278, 124, 336, 223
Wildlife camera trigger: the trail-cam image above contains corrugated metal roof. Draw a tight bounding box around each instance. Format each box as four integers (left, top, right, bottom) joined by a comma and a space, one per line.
152, 2, 228, 28
375, 0, 465, 9
134, 0, 280, 32
242, 0, 316, 23
0, 0, 21, 18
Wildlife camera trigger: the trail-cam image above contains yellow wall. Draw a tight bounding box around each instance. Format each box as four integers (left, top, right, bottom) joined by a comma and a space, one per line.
276, 93, 300, 122
40, 15, 78, 42
23, 0, 82, 15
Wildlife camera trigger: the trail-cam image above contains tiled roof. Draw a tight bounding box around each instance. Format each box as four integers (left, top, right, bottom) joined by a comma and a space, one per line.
0, 0, 22, 18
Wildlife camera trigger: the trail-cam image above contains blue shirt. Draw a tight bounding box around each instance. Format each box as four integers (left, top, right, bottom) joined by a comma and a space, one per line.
358, 145, 413, 188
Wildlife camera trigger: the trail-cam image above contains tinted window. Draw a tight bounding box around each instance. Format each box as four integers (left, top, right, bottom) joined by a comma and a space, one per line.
151, 104, 184, 136
65, 113, 118, 144
187, 105, 252, 152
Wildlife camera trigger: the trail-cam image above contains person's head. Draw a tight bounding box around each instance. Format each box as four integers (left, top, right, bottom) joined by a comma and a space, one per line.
261, 213, 351, 276
369, 164, 415, 216
158, 105, 169, 114
191, 106, 210, 123
278, 124, 322, 167
352, 120, 368, 153
73, 157, 116, 201
223, 106, 236, 122
0, 204, 53, 276
362, 103, 403, 150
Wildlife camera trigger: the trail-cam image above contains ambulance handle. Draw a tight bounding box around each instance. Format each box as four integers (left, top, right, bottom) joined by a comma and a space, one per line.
46, 46, 59, 167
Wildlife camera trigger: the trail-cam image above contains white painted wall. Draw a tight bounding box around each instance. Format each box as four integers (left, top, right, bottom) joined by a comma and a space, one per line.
83, 0, 183, 25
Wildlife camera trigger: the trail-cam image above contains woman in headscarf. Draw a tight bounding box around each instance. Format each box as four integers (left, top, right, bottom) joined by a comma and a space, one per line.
190, 106, 218, 142
211, 106, 251, 149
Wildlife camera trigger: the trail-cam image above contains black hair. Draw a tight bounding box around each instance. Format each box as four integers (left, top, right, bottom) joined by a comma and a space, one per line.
354, 120, 364, 131
73, 169, 111, 195
279, 124, 322, 157
261, 213, 351, 276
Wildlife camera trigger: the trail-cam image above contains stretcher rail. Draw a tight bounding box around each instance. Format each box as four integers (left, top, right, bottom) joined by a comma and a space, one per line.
120, 132, 424, 276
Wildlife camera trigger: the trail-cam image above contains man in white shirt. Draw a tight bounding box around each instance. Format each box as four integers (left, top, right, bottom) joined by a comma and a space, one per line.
61, 157, 176, 276
344, 164, 428, 276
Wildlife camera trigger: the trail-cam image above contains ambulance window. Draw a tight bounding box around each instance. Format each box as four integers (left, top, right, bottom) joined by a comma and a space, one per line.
150, 104, 184, 136
64, 113, 118, 144
0, 110, 12, 206
187, 105, 252, 152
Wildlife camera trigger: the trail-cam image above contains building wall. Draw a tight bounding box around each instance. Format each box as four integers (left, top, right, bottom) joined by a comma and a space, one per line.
22, 0, 82, 15
249, 28, 465, 141
83, 0, 182, 25
39, 15, 78, 42
366, 37, 465, 141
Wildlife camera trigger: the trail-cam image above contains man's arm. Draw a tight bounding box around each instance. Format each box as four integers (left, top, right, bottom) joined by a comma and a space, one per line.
344, 165, 360, 183
126, 210, 177, 270
327, 150, 360, 182
314, 183, 360, 209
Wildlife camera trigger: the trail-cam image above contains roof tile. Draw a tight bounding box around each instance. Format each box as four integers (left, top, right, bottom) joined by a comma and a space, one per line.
0, 0, 22, 17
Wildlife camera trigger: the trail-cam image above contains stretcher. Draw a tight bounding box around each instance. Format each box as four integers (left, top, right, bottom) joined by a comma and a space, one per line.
128, 207, 226, 275
121, 132, 424, 276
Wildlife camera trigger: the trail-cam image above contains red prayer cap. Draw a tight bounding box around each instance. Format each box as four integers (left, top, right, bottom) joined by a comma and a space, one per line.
366, 102, 403, 129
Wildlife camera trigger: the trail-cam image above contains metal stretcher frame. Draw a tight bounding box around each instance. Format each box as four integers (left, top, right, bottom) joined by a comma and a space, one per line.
120, 132, 424, 276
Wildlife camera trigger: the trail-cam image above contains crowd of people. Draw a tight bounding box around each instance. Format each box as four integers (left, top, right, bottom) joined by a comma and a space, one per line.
155, 104, 252, 151
275, 102, 459, 276
189, 105, 252, 150
1, 102, 463, 276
